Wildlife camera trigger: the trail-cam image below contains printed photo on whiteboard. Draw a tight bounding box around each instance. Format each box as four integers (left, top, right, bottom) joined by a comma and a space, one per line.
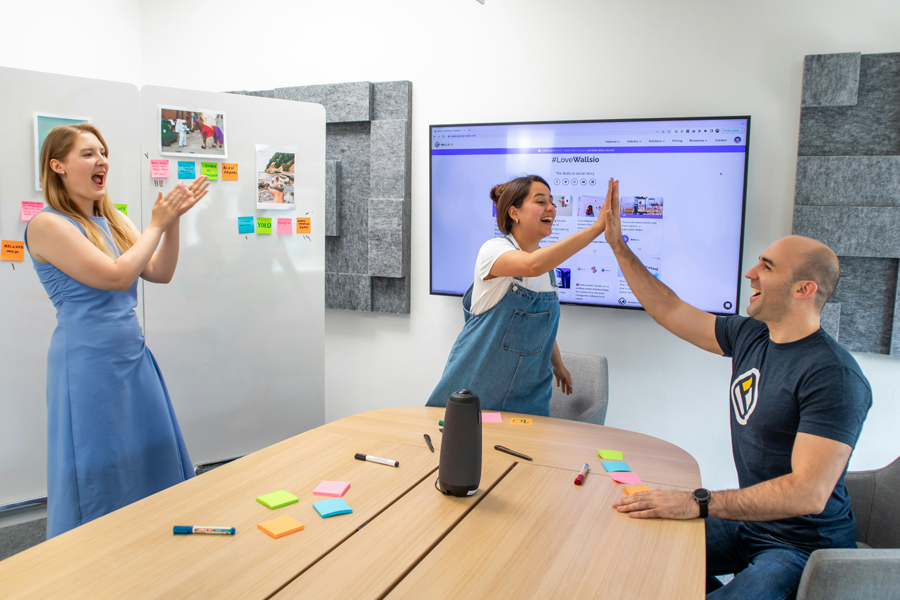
34, 113, 92, 191
158, 106, 226, 158
256, 145, 296, 210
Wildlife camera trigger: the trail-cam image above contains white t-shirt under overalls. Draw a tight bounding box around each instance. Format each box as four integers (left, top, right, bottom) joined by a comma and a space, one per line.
470, 234, 556, 315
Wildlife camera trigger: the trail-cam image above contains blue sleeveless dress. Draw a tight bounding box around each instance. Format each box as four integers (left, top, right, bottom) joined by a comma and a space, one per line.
26, 208, 194, 539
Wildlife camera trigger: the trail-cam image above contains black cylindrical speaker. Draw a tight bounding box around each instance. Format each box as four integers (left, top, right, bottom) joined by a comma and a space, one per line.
438, 389, 482, 497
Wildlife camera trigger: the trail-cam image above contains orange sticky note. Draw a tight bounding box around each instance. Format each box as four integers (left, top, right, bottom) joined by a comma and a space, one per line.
258, 515, 304, 539
296, 217, 311, 234
624, 485, 651, 495
222, 163, 238, 180
1, 240, 25, 262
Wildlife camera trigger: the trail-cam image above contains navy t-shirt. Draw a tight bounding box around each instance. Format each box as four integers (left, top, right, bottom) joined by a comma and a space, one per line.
715, 316, 872, 550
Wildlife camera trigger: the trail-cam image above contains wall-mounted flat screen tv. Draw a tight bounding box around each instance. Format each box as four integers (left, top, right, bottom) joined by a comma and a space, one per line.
430, 116, 750, 315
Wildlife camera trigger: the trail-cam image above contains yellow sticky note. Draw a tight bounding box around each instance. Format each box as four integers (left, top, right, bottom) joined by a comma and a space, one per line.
623, 485, 651, 496
222, 163, 238, 180
201, 162, 218, 180
598, 450, 624, 460
296, 217, 311, 234
510, 418, 532, 425
257, 218, 273, 235
1, 240, 25, 262
258, 515, 304, 539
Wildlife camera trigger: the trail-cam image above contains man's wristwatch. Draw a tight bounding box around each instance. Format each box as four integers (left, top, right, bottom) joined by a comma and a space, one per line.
692, 488, 711, 518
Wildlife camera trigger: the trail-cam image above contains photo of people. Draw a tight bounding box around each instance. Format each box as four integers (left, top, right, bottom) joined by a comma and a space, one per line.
256, 144, 296, 210
158, 106, 227, 158
622, 196, 664, 217
553, 194, 573, 217
576, 195, 605, 218
34, 113, 92, 191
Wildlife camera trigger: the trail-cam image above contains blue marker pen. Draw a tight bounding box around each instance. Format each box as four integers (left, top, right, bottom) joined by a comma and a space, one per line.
173, 526, 236, 535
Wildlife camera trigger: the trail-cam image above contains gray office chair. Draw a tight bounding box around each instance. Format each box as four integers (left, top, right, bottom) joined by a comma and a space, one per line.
549, 351, 608, 425
796, 456, 900, 600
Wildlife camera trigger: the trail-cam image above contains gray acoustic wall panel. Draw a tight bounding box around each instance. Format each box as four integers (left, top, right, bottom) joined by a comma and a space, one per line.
798, 53, 900, 156
801, 53, 861, 107
793, 52, 900, 356
228, 89, 276, 98
795, 156, 900, 208
234, 81, 412, 313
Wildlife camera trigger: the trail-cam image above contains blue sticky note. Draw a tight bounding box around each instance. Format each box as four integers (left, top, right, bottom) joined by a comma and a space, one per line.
178, 161, 195, 179
600, 461, 632, 473
313, 498, 353, 518
238, 216, 254, 234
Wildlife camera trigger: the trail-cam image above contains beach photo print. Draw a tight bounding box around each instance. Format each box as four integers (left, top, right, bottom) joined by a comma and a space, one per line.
256, 145, 296, 210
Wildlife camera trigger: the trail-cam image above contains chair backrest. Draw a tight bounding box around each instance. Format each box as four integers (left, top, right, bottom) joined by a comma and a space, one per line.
549, 351, 608, 425
845, 456, 900, 548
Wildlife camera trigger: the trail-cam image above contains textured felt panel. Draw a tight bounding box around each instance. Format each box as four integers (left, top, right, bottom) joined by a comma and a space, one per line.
368, 198, 405, 278
227, 89, 276, 99
325, 159, 341, 237
325, 272, 371, 311
795, 156, 900, 208
372, 276, 411, 314
892, 268, 900, 357
828, 257, 898, 354
820, 303, 841, 341
799, 53, 900, 156
801, 53, 861, 107
793, 206, 900, 258
275, 82, 372, 123
370, 120, 411, 200
373, 81, 412, 121
325, 122, 371, 275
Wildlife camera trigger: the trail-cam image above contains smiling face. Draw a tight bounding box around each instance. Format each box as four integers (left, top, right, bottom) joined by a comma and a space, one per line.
744, 238, 798, 323
50, 132, 109, 205
508, 181, 556, 241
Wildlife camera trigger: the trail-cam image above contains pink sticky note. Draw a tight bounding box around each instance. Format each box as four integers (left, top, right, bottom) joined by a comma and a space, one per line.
20, 201, 44, 221
313, 481, 350, 497
277, 218, 293, 235
150, 159, 170, 178
610, 472, 643, 485
482, 412, 503, 423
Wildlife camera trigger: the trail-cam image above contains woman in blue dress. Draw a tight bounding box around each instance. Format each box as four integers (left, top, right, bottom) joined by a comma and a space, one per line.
427, 175, 618, 416
25, 123, 209, 538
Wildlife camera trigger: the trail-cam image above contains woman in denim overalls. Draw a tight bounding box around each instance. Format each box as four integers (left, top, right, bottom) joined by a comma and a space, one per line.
427, 175, 618, 416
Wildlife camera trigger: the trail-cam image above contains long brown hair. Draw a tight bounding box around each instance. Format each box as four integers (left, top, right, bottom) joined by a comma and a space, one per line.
490, 175, 551, 235
40, 123, 137, 258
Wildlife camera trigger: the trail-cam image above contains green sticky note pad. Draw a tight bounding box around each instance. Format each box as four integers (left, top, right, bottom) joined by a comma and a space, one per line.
256, 490, 299, 509
114, 204, 127, 215
201, 162, 218, 180
256, 217, 272, 234
598, 450, 623, 460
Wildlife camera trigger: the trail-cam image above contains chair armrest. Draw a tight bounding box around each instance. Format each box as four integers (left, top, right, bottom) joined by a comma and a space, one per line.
796, 549, 900, 600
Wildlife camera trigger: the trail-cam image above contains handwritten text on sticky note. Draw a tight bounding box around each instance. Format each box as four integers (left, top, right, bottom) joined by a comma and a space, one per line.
150, 159, 170, 178
222, 163, 238, 180
510, 418, 532, 425
20, 201, 43, 221
277, 218, 292, 234
257, 217, 272, 235
238, 217, 254, 234
1, 240, 25, 262
114, 204, 128, 215
296, 217, 311, 234
178, 161, 195, 179
201, 162, 218, 180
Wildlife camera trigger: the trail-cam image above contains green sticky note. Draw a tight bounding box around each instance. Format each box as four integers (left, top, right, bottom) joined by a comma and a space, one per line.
256, 217, 272, 234
598, 450, 623, 460
201, 162, 218, 180
114, 204, 127, 215
256, 490, 299, 509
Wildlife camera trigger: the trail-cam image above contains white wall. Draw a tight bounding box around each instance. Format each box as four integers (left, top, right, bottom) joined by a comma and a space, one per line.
3, 0, 898, 493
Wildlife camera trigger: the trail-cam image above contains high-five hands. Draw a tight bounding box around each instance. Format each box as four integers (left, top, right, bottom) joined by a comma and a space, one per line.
594, 177, 618, 233
603, 177, 624, 249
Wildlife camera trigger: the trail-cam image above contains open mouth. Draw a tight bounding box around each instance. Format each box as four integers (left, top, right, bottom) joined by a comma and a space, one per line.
92, 173, 105, 187
541, 217, 554, 224
750, 285, 761, 299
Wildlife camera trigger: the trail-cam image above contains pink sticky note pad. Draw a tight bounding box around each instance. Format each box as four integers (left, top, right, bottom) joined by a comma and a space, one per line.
20, 201, 44, 221
150, 159, 170, 178
482, 412, 503, 423
610, 472, 642, 485
277, 218, 293, 234
313, 481, 350, 497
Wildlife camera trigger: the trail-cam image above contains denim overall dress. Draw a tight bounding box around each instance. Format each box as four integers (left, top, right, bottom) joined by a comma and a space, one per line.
427, 237, 560, 416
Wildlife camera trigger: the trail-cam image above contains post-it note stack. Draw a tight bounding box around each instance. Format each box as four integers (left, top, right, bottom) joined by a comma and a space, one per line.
482, 412, 503, 423
313, 481, 350, 497
598, 450, 624, 460
258, 515, 304, 539
610, 472, 642, 484
624, 485, 651, 495
256, 490, 299, 509
600, 461, 631, 473
313, 498, 353, 518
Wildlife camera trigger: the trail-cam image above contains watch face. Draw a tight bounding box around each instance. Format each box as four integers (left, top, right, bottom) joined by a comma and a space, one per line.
694, 488, 711, 502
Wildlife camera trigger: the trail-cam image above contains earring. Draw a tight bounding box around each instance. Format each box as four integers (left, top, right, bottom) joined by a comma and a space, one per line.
514, 218, 519, 224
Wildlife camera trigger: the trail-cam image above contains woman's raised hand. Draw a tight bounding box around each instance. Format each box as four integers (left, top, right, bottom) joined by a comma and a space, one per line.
176, 175, 210, 217
150, 183, 191, 231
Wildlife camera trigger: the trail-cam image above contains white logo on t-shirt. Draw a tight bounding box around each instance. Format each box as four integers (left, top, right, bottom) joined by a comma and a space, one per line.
731, 368, 760, 425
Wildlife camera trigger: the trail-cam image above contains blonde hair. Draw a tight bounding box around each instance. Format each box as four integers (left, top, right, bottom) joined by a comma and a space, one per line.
40, 123, 138, 258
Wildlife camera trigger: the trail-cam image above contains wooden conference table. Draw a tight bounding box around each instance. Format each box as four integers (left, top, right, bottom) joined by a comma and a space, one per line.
0, 407, 704, 599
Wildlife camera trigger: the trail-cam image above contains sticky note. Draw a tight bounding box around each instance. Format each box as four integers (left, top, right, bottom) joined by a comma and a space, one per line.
598, 450, 624, 460
313, 498, 353, 518
150, 159, 170, 178
256, 490, 298, 509
1, 240, 25, 262
610, 472, 643, 485
277, 218, 292, 235
178, 161, 195, 179
201, 162, 218, 180
114, 204, 128, 215
482, 412, 503, 423
601, 461, 631, 473
258, 515, 304, 539
313, 481, 350, 497
222, 163, 238, 180
257, 217, 272, 235
624, 485, 651, 495
238, 216, 254, 234
296, 217, 311, 234
20, 201, 43, 221
510, 418, 532, 425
